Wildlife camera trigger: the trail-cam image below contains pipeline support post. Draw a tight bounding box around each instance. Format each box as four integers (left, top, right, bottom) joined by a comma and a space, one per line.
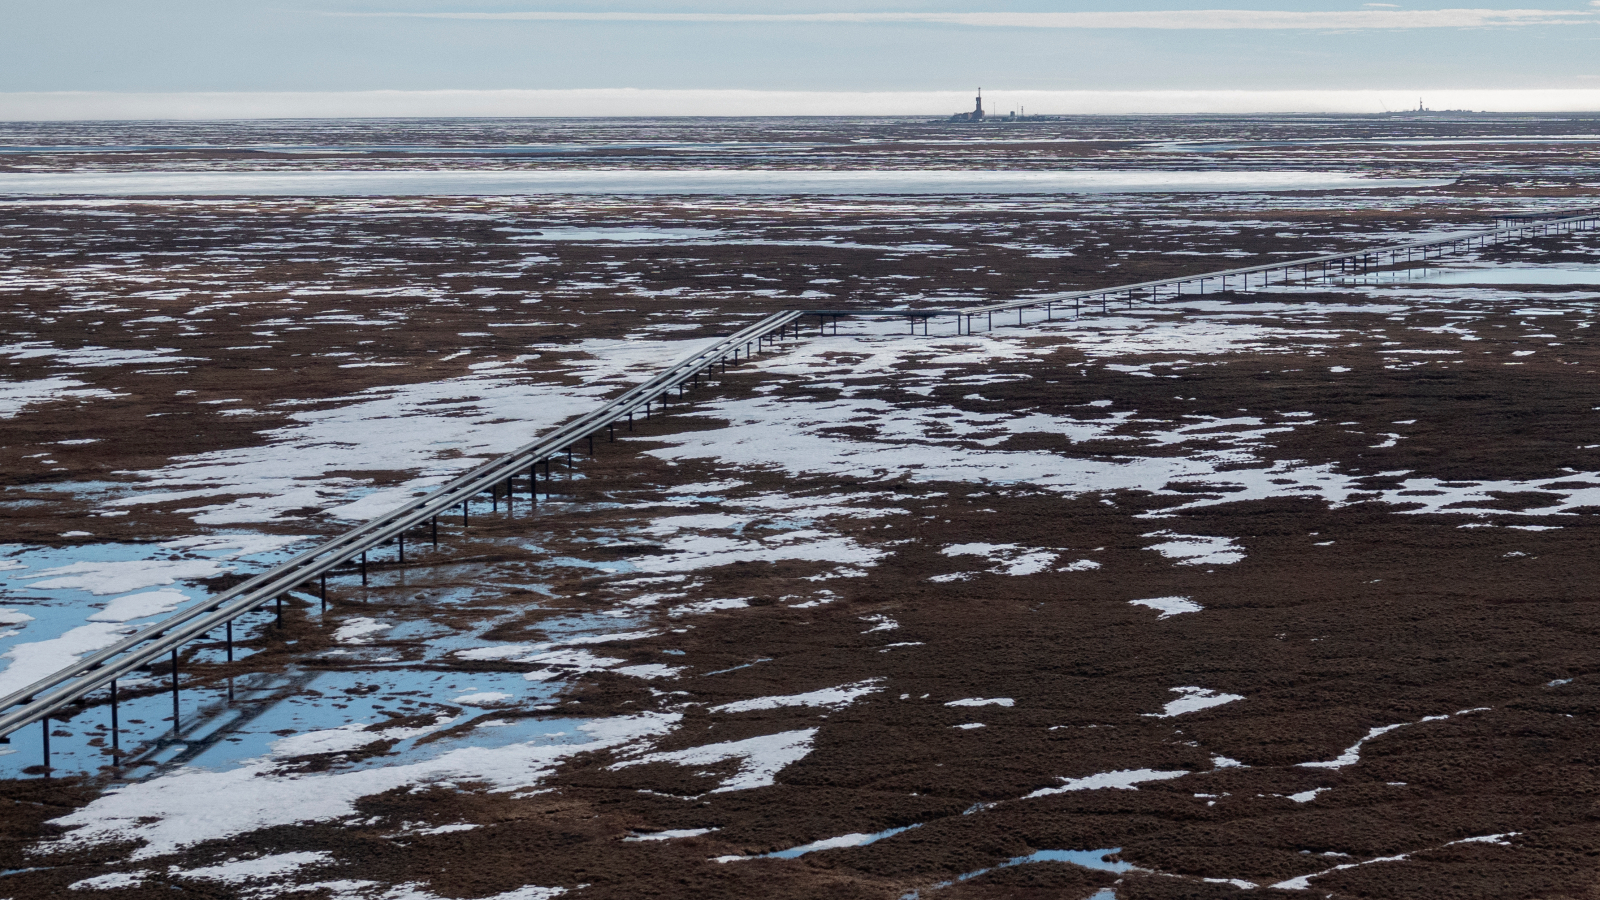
170, 648, 180, 731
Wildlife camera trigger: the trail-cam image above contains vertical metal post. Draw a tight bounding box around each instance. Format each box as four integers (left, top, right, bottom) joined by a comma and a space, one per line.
463, 502, 468, 528
399, 534, 405, 564
170, 649, 180, 731
41, 717, 49, 775
276, 594, 282, 626
110, 679, 119, 755
321, 572, 328, 607
226, 620, 233, 660
361, 551, 368, 586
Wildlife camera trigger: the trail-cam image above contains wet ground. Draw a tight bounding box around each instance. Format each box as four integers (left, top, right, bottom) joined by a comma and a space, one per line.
2, 115, 1600, 900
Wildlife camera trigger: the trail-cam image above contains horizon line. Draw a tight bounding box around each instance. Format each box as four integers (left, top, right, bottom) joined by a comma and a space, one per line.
6, 89, 1600, 121
324, 9, 1600, 31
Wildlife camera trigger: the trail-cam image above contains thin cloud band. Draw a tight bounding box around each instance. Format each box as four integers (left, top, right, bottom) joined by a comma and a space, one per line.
321, 9, 1600, 31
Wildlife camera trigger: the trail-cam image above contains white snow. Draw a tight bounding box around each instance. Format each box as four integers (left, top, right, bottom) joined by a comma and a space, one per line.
454, 692, 513, 707
1147, 686, 1244, 718
944, 698, 1015, 708
1270, 833, 1519, 890
415, 823, 481, 835
943, 542, 1015, 558
0, 622, 132, 697
1287, 788, 1328, 803
999, 550, 1058, 576
941, 542, 1058, 576
612, 728, 818, 793
380, 885, 565, 900
0, 608, 36, 626
48, 712, 679, 859
712, 680, 882, 714
159, 534, 308, 559
25, 559, 229, 595
613, 664, 682, 679
1144, 532, 1245, 566
103, 364, 640, 525
860, 615, 899, 633
518, 648, 628, 680
333, 617, 391, 644
0, 375, 120, 417
637, 533, 884, 574
624, 828, 716, 842
175, 851, 333, 884
270, 718, 454, 758
88, 589, 190, 623
69, 872, 147, 890
1298, 723, 1404, 769
1129, 596, 1203, 619
1026, 768, 1190, 798
668, 598, 750, 617
772, 831, 889, 854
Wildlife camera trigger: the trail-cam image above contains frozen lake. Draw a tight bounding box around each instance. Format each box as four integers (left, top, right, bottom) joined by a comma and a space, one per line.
0, 169, 1451, 196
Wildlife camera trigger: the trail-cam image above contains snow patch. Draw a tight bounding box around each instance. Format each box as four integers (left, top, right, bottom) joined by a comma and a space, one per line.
1144, 532, 1245, 566
26, 559, 228, 595
1147, 686, 1243, 718
88, 589, 190, 623
1026, 768, 1189, 798
1129, 596, 1202, 619
48, 712, 679, 859
612, 728, 818, 793
712, 680, 882, 714
333, 617, 391, 644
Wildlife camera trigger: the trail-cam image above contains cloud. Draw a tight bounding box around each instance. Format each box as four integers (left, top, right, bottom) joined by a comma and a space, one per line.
327, 8, 1599, 30
7, 88, 1600, 120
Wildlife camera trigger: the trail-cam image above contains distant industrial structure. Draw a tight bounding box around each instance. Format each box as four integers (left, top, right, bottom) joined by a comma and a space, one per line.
948, 89, 1029, 123
950, 89, 986, 122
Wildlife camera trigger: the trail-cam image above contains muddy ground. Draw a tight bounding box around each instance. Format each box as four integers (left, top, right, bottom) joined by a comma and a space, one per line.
3, 116, 1600, 900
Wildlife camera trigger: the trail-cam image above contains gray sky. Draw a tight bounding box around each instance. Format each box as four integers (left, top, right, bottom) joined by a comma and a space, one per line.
4, 2, 1600, 115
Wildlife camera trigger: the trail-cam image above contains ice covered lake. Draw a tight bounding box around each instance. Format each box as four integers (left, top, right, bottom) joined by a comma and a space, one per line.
0, 169, 1451, 196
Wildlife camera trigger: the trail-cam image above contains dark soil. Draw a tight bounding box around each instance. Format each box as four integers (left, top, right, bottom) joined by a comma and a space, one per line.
4, 116, 1600, 900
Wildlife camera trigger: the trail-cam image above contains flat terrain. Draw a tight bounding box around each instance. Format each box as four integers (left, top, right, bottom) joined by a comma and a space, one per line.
2, 115, 1600, 900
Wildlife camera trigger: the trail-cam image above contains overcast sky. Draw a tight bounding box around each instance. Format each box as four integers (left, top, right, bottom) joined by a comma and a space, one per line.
4, 1, 1600, 116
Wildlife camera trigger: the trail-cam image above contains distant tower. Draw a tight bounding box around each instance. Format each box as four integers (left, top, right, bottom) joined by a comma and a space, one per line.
974, 89, 985, 121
